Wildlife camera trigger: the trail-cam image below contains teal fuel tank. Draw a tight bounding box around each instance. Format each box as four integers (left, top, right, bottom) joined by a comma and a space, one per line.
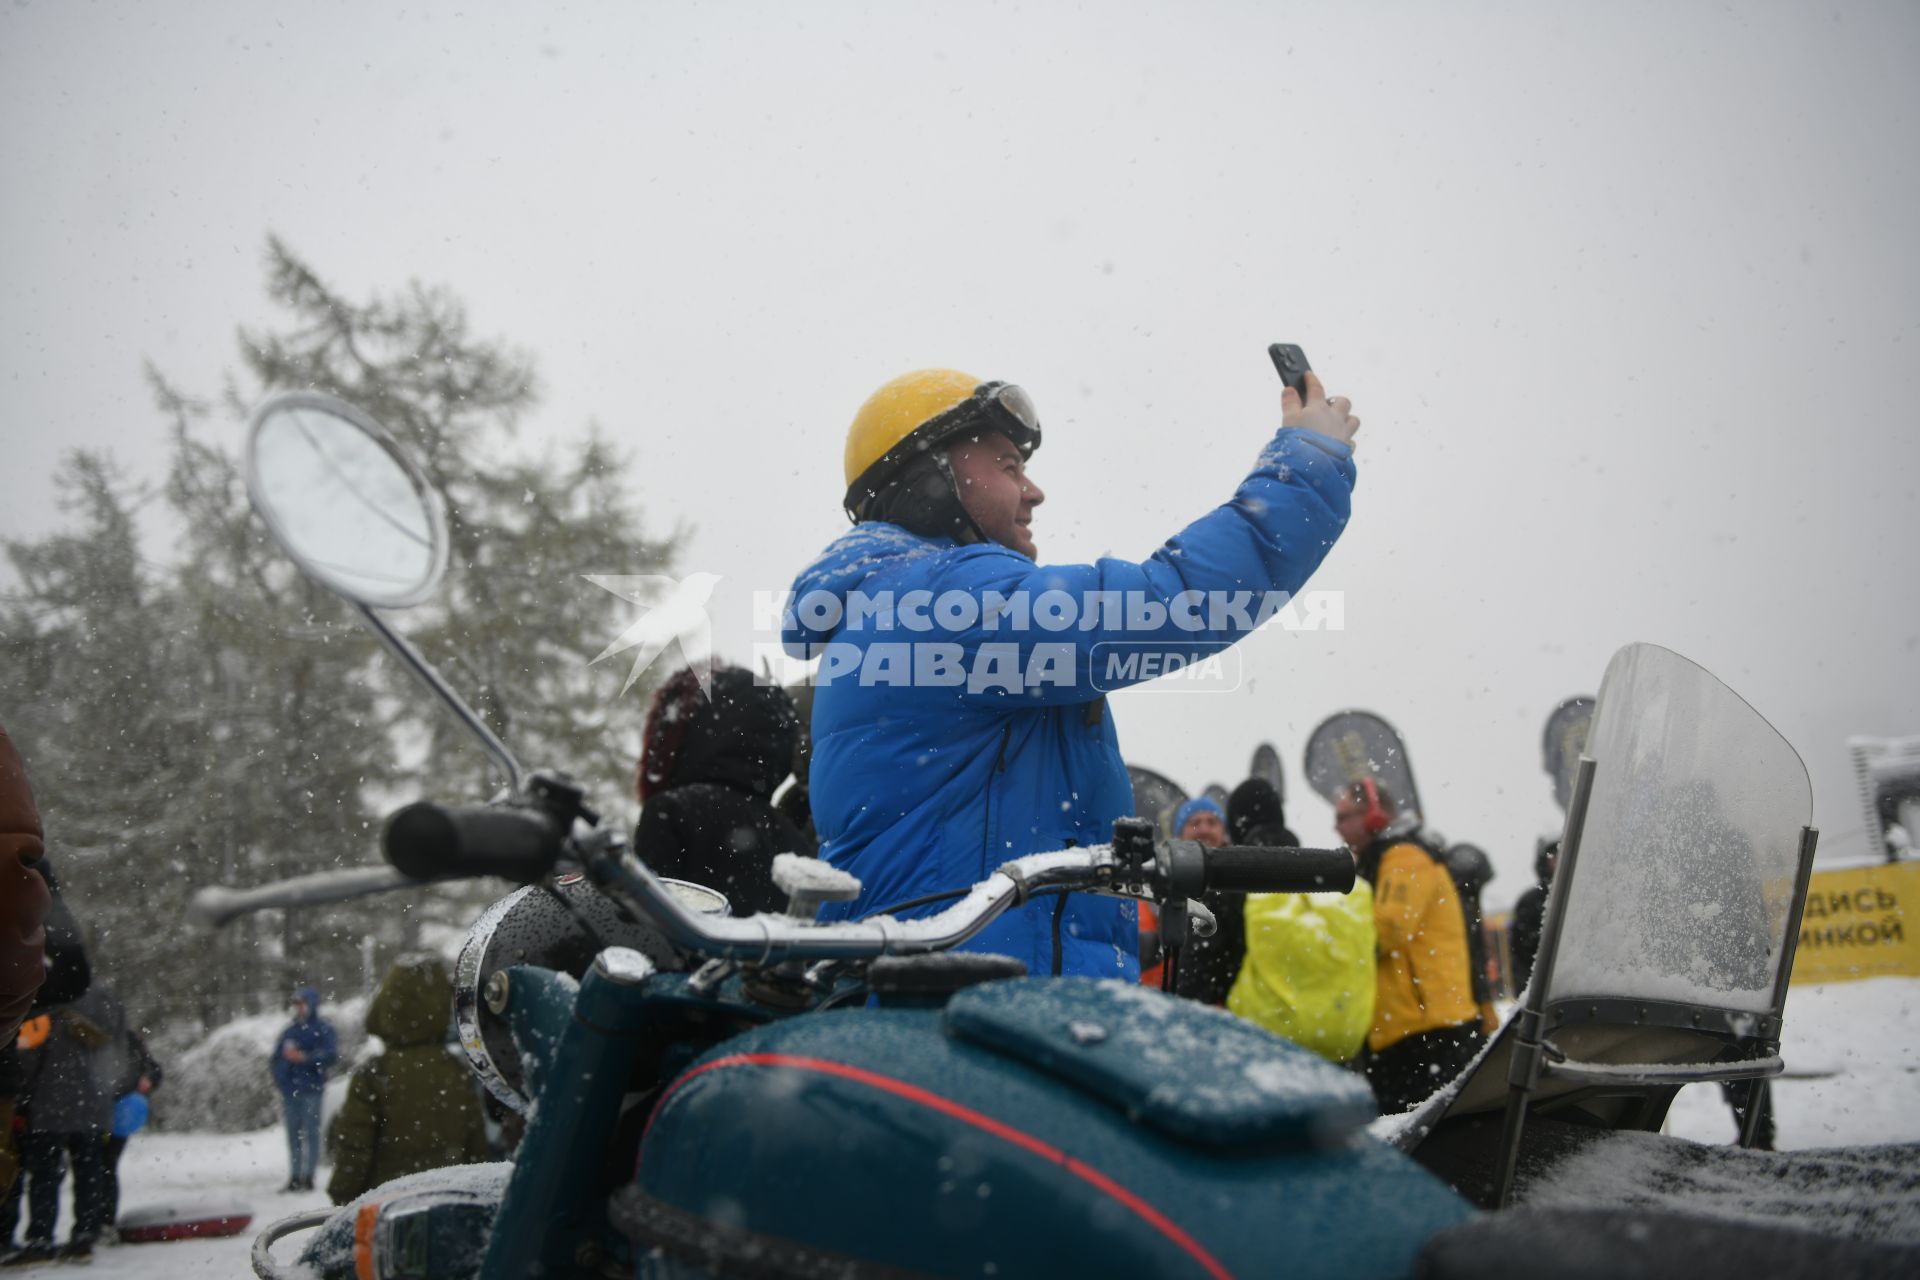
626, 978, 1472, 1279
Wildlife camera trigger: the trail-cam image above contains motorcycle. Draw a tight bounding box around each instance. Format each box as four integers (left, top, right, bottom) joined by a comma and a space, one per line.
229, 392, 1874, 1279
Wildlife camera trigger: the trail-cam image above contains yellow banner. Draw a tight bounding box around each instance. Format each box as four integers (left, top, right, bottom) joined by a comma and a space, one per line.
1790, 860, 1920, 984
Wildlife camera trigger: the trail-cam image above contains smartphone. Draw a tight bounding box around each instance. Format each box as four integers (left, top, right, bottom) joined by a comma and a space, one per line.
1267, 343, 1311, 400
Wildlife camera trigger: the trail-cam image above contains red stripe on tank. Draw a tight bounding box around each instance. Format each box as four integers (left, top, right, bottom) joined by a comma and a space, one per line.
643, 1051, 1235, 1280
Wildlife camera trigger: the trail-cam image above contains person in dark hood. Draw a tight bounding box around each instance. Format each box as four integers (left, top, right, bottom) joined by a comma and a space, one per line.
772, 681, 818, 847
1506, 838, 1557, 994
270, 986, 337, 1193
1442, 842, 1499, 1033
634, 664, 816, 918
327, 956, 489, 1205
1227, 777, 1300, 849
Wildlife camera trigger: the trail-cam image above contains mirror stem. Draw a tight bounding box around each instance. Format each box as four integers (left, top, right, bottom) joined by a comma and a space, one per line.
355, 601, 529, 797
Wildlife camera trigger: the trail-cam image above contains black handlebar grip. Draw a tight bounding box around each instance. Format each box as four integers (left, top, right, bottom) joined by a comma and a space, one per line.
384, 802, 565, 884
1203, 845, 1356, 895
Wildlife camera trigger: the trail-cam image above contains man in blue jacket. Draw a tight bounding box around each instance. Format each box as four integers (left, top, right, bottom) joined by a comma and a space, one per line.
269, 986, 337, 1193
783, 368, 1358, 979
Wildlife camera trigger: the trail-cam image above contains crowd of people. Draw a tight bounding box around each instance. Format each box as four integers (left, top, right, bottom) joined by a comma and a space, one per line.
1, 724, 164, 1264
1144, 775, 1488, 1113
619, 366, 1509, 1116
757, 364, 1509, 1115
0, 363, 1771, 1229
266, 957, 496, 1206
0, 719, 499, 1262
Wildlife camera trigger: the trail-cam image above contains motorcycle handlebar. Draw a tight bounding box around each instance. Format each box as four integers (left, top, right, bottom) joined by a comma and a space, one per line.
384, 802, 566, 884
587, 845, 1117, 966
580, 839, 1361, 968
1195, 844, 1357, 895
1155, 840, 1357, 898
381, 796, 1362, 966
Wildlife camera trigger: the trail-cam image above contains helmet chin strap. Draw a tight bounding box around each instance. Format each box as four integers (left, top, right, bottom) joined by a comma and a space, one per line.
932, 449, 992, 547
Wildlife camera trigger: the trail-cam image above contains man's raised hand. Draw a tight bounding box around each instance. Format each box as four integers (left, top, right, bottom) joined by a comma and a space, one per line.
1281, 370, 1360, 446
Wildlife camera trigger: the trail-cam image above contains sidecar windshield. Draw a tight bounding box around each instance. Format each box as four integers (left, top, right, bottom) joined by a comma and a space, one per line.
1546, 643, 1811, 1015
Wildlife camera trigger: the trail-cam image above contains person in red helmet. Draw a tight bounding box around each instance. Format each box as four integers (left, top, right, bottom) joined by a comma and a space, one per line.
1336, 780, 1482, 1113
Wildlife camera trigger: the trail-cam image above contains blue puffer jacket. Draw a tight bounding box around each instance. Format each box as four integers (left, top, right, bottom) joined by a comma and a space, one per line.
269, 986, 339, 1098
783, 426, 1356, 978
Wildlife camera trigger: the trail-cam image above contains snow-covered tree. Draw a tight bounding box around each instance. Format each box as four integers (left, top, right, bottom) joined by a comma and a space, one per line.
1, 238, 677, 1036
239, 238, 677, 810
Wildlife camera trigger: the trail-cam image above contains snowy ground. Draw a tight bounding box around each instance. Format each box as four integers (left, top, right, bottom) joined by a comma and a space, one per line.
1666, 976, 1920, 1150
36, 1128, 329, 1276
32, 978, 1920, 1277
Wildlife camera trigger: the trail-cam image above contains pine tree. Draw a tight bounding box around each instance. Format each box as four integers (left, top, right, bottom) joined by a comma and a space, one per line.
1, 239, 679, 1034
0, 451, 293, 1027
239, 238, 677, 809
152, 375, 390, 1020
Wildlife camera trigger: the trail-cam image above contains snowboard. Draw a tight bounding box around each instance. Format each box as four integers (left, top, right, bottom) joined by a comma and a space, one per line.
1541, 695, 1596, 813
1127, 765, 1190, 840
1249, 742, 1286, 804
1302, 708, 1425, 828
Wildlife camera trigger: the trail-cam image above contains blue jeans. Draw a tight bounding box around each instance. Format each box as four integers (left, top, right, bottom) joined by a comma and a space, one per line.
282, 1090, 324, 1184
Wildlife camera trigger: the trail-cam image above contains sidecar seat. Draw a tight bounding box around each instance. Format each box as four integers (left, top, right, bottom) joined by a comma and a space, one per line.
1385, 644, 1820, 1209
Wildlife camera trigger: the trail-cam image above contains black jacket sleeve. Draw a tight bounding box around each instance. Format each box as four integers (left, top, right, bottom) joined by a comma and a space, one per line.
1509, 886, 1546, 991
634, 796, 692, 883
118, 1027, 163, 1095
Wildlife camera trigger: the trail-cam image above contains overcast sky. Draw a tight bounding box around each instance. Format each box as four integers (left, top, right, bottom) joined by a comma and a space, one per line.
4, 1, 1916, 904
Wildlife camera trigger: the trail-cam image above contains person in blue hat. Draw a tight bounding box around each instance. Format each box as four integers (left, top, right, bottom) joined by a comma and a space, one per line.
1165, 798, 1243, 1002
1173, 797, 1228, 848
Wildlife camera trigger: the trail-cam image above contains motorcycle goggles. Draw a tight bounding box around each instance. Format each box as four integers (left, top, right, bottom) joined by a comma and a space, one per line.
843, 381, 1042, 522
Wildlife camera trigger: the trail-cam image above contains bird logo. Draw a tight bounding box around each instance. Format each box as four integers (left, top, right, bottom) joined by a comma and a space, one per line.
584, 572, 723, 696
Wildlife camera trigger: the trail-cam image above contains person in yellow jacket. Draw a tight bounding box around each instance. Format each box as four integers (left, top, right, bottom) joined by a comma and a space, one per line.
1335, 780, 1485, 1114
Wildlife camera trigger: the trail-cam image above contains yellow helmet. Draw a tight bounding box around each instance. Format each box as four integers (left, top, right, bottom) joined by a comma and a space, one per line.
842, 369, 1041, 522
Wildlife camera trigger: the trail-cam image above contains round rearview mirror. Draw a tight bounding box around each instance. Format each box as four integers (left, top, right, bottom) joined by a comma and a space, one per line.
245, 393, 448, 608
